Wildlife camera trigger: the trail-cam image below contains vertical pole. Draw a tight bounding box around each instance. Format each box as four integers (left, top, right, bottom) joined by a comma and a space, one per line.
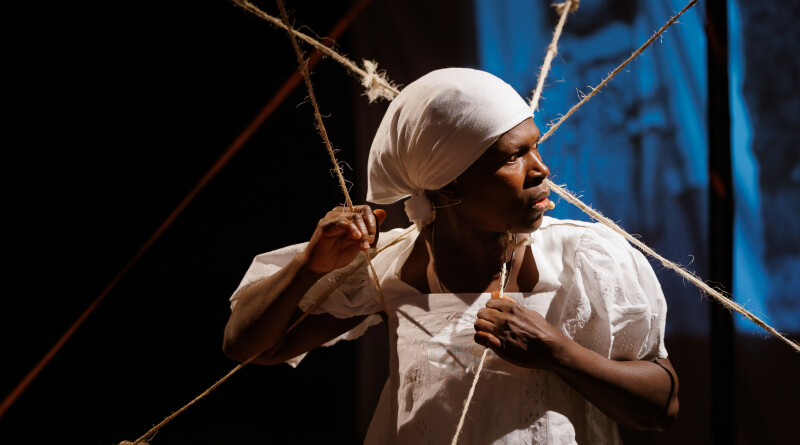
706, 1, 735, 444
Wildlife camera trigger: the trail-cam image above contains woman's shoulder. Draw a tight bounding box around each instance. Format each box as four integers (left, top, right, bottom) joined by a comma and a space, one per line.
537, 216, 595, 234
534, 216, 595, 252
538, 216, 627, 245
533, 216, 637, 263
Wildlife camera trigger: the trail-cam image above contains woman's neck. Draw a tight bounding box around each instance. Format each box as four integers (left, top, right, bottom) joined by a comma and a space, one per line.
427, 210, 519, 291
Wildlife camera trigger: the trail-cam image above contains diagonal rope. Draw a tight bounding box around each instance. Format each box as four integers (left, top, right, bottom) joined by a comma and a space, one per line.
117, 227, 416, 445
0, 0, 378, 422
450, 232, 518, 445
539, 0, 696, 144
232, 0, 399, 102
273, 0, 389, 313
106, 2, 379, 443
277, 0, 353, 209
546, 178, 799, 352
529, 0, 579, 113
453, 2, 580, 443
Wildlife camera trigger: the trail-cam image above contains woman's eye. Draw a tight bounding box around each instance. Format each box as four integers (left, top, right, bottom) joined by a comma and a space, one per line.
506, 154, 520, 163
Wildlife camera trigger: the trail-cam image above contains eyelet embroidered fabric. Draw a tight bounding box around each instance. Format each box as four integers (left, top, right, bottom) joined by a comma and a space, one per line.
229, 217, 667, 444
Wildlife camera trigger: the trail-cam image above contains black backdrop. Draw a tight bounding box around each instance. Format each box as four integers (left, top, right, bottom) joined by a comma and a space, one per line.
3, 1, 475, 443
5, 1, 363, 443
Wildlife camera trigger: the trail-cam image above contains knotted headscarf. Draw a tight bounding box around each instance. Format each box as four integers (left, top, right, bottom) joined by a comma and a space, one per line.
366, 68, 533, 227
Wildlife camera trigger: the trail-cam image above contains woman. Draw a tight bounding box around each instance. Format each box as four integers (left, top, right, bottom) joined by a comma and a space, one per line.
223, 68, 678, 444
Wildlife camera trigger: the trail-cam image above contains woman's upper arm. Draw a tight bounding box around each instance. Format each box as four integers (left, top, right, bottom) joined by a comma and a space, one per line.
251, 312, 368, 366
571, 224, 669, 361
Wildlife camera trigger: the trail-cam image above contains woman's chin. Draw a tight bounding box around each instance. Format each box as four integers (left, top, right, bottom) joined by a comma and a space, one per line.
512, 211, 545, 233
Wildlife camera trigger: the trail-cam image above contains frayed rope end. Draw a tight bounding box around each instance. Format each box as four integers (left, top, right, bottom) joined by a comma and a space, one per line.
361, 60, 398, 103
553, 0, 580, 15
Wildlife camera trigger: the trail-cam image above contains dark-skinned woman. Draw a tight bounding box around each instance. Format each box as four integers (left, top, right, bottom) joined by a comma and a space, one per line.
223, 68, 678, 444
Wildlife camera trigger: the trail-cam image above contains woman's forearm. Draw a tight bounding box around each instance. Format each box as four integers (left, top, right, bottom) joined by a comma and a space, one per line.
222, 254, 323, 362
475, 297, 679, 431
223, 205, 384, 364
552, 342, 679, 431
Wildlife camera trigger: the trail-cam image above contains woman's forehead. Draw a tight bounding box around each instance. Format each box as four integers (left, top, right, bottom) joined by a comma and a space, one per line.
491, 119, 540, 152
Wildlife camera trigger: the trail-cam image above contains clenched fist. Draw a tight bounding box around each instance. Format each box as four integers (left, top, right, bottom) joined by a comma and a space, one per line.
474, 291, 571, 370
300, 205, 387, 274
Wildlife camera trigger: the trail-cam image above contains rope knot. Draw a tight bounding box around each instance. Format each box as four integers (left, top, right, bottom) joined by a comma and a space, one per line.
361, 59, 398, 103
553, 0, 580, 15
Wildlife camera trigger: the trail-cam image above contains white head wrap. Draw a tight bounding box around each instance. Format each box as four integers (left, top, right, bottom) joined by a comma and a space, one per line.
366, 67, 533, 227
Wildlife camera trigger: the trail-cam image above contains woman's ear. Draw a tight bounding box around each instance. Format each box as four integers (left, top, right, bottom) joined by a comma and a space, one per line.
433, 179, 460, 202
427, 183, 461, 211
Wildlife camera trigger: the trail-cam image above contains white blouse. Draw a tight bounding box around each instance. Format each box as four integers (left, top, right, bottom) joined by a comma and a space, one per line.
230, 217, 668, 444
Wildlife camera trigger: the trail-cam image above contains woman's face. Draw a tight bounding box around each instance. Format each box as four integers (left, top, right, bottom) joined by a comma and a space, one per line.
451, 118, 551, 234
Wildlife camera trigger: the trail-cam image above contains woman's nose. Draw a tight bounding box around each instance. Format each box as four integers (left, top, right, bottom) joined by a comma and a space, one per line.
526, 150, 550, 181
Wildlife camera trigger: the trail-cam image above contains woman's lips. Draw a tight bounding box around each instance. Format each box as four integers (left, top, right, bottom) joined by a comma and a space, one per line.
532, 196, 555, 211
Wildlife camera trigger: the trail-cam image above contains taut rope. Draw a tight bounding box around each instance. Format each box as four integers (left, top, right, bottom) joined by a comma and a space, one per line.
274, 0, 389, 313
115, 1, 392, 443
453, 2, 580, 442
529, 0, 579, 113
539, 0, 696, 144
232, 0, 399, 102
545, 178, 799, 353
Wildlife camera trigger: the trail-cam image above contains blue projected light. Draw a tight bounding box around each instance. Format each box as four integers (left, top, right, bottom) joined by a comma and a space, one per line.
474, 0, 710, 335
729, 0, 800, 333
475, 0, 800, 335
729, 0, 769, 334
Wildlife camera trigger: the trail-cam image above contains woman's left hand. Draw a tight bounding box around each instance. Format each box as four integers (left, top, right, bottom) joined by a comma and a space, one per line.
476, 292, 680, 431
474, 291, 572, 369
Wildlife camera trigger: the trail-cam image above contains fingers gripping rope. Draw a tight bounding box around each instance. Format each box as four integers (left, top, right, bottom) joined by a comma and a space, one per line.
274, 0, 389, 312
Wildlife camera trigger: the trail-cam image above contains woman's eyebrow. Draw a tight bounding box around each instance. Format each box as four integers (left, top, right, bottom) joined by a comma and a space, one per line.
507, 132, 541, 147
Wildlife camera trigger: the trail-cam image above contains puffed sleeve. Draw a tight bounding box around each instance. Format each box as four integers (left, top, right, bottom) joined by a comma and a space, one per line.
228, 228, 410, 366
558, 223, 668, 361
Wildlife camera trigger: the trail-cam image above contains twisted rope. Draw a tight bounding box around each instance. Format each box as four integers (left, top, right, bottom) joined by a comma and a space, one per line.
529, 0, 579, 113
232, 0, 399, 102
546, 178, 799, 352
539, 0, 696, 144
454, 2, 578, 442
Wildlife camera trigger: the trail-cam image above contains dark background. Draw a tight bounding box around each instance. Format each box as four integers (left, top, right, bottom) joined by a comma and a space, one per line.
2, 1, 798, 444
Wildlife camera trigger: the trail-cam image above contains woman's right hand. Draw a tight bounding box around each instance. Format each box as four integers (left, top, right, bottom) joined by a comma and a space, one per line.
300, 205, 387, 274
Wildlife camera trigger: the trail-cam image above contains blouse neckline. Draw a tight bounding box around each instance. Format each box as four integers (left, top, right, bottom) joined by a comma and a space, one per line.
386, 223, 547, 297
